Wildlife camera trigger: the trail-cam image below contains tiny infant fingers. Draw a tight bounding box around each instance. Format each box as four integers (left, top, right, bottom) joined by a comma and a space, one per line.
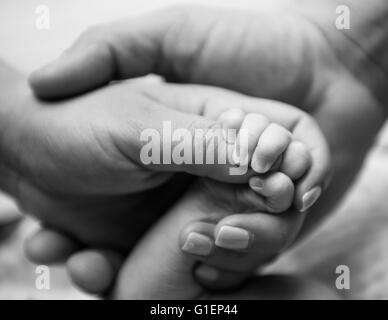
217, 108, 246, 144
290, 116, 332, 212
249, 172, 294, 213
232, 113, 269, 166
251, 123, 292, 174
280, 140, 311, 180
217, 108, 246, 130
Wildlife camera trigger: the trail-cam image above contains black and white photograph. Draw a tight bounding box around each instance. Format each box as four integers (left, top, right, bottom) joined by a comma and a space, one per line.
0, 0, 387, 305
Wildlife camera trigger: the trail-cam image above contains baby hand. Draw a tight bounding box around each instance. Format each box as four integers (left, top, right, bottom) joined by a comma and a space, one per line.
218, 108, 320, 213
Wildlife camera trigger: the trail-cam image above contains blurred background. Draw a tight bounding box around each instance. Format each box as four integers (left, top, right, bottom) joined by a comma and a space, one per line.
0, 0, 388, 299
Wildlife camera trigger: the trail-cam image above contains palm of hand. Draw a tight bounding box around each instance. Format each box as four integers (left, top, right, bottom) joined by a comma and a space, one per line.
166, 6, 384, 223
163, 8, 328, 108
9, 84, 192, 251
9, 83, 174, 197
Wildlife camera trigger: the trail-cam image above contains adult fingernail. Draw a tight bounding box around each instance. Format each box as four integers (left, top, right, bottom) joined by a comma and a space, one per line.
195, 265, 220, 282
215, 226, 252, 250
300, 186, 322, 212
181, 232, 213, 256
249, 177, 263, 193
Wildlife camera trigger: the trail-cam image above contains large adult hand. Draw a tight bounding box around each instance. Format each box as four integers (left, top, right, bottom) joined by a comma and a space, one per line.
2, 67, 263, 252
30, 1, 387, 225
27, 1, 388, 296
0, 71, 208, 252
24, 83, 329, 298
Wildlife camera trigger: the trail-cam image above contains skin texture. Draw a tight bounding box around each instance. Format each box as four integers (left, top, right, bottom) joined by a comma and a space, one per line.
0, 57, 330, 299
1, 64, 328, 251
29, 4, 387, 229
22, 1, 388, 298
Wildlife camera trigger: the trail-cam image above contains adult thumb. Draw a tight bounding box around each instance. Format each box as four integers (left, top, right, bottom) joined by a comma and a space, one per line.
128, 103, 246, 183
29, 7, 185, 99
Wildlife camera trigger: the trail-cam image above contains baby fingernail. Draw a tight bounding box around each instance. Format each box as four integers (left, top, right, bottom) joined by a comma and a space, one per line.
215, 226, 252, 250
249, 177, 263, 192
195, 265, 220, 282
251, 157, 271, 174
300, 186, 322, 212
181, 232, 213, 256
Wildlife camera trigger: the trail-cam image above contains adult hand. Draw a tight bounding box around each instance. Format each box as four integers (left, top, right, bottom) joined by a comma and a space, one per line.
1, 67, 258, 252
0, 71, 209, 251
27, 2, 388, 295
24, 84, 331, 298
30, 2, 387, 225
